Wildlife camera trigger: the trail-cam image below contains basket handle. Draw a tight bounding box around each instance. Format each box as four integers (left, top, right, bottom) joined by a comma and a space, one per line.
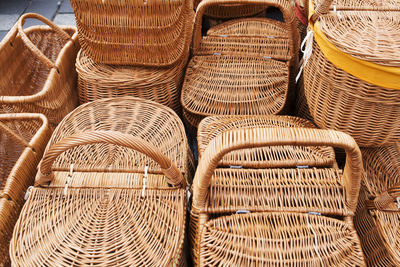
310, 0, 332, 23
35, 130, 186, 188
192, 0, 299, 55
365, 183, 400, 212
192, 127, 363, 213
17, 13, 74, 70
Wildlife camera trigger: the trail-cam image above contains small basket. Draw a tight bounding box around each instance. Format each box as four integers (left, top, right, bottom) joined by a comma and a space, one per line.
181, 0, 299, 131
0, 13, 79, 130
76, 50, 188, 114
70, 0, 193, 66
191, 126, 365, 265
303, 0, 400, 147
0, 113, 50, 266
354, 142, 400, 266
197, 115, 335, 168
10, 97, 194, 266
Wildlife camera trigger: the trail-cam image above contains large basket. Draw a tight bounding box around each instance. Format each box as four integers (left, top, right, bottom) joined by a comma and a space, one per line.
191, 126, 365, 265
303, 0, 400, 147
76, 50, 188, 114
354, 142, 400, 266
197, 115, 335, 168
0, 113, 50, 266
70, 0, 193, 66
0, 13, 79, 130
10, 97, 193, 266
181, 0, 299, 131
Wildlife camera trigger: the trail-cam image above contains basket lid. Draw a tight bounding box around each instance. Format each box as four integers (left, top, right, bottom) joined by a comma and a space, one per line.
39, 97, 191, 186
198, 115, 336, 168
316, 11, 400, 67
201, 212, 364, 265
181, 55, 289, 117
313, 0, 400, 11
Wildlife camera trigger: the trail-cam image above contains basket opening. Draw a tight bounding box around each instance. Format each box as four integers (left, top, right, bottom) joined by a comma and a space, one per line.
0, 28, 74, 97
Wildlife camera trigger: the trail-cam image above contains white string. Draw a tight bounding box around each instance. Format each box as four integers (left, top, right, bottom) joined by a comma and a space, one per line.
306, 213, 323, 264
296, 30, 314, 83
333, 5, 342, 19
141, 166, 149, 198
63, 164, 74, 196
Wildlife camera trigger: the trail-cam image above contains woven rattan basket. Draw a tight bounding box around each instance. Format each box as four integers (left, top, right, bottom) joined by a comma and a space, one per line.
354, 143, 400, 266
76, 50, 188, 113
181, 0, 299, 131
194, 0, 266, 19
0, 13, 79, 130
191, 126, 365, 265
70, 0, 193, 66
303, 0, 400, 147
0, 113, 50, 266
10, 97, 193, 266
198, 115, 335, 168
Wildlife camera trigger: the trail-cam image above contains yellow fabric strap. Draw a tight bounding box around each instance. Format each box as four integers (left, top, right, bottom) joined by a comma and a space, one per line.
308, 1, 400, 90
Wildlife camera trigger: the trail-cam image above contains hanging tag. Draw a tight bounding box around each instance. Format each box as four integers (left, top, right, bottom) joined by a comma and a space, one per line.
24, 186, 33, 200
141, 166, 149, 198
63, 164, 74, 196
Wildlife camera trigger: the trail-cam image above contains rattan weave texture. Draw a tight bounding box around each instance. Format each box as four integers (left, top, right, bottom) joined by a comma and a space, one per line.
0, 13, 79, 129
70, 0, 193, 66
0, 114, 50, 266
10, 97, 193, 266
354, 143, 400, 266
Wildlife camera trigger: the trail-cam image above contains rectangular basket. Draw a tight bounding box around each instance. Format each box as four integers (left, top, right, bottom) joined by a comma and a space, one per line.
70, 0, 193, 66
0, 13, 79, 130
0, 113, 50, 266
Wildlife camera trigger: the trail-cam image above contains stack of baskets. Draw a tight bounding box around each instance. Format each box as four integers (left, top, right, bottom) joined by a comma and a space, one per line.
10, 97, 194, 266
354, 142, 400, 266
302, 0, 400, 147
181, 0, 300, 132
70, 0, 194, 114
190, 115, 365, 265
0, 113, 50, 266
0, 13, 79, 130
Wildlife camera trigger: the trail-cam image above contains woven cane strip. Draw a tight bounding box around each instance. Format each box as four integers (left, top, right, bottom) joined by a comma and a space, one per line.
198, 115, 335, 167
200, 212, 364, 266
304, 42, 400, 147
10, 188, 186, 266
0, 14, 79, 129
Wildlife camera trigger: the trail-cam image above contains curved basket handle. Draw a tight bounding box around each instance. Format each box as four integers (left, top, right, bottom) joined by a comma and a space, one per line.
17, 13, 73, 70
36, 130, 186, 188
310, 0, 332, 23
192, 0, 299, 56
192, 127, 363, 213
365, 183, 400, 212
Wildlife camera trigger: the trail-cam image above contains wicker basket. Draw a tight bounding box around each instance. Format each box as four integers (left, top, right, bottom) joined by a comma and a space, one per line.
294, 75, 314, 122
303, 0, 400, 147
0, 113, 50, 266
76, 50, 188, 113
354, 143, 400, 266
0, 13, 79, 130
312, 0, 400, 11
194, 0, 267, 19
198, 115, 335, 168
70, 0, 193, 66
191, 126, 365, 265
10, 97, 193, 266
181, 0, 300, 131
